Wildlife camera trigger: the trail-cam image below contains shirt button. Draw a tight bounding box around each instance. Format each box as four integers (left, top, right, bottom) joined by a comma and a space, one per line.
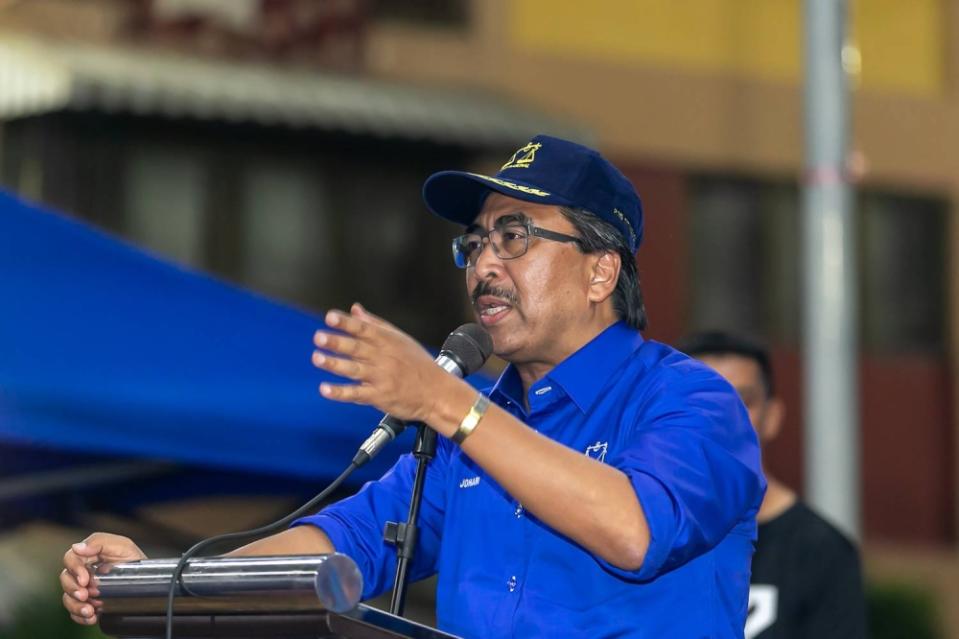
507, 576, 517, 592
514, 505, 524, 518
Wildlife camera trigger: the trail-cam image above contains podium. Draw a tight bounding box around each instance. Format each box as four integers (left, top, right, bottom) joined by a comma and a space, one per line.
95, 555, 461, 639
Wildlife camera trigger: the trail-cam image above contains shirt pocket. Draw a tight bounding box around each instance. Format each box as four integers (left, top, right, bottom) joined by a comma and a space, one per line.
524, 525, 633, 612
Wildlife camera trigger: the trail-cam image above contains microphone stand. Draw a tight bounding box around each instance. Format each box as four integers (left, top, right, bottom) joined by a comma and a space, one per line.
384, 422, 437, 616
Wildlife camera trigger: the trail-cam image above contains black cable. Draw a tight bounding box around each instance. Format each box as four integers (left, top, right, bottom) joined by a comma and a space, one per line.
163, 461, 359, 639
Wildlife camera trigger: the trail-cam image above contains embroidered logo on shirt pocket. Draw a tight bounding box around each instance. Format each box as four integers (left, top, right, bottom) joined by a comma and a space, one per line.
584, 440, 608, 462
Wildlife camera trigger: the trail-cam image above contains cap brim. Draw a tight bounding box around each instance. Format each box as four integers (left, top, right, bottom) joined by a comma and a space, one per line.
422, 171, 572, 226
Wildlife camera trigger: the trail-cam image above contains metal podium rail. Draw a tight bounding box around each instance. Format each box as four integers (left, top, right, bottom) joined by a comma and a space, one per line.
95, 555, 460, 639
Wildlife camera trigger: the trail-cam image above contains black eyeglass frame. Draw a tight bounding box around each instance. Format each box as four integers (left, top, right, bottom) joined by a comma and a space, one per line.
451, 217, 584, 269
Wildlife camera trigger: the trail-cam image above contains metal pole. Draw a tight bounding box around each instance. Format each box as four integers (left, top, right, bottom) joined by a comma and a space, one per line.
386, 423, 438, 617
802, 0, 860, 539
96, 554, 363, 613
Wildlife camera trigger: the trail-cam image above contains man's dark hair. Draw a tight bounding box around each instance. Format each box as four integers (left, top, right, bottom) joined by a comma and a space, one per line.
676, 331, 775, 397
560, 206, 647, 331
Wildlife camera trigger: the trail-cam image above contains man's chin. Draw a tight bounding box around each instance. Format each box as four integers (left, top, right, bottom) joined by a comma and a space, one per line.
472, 308, 525, 356
489, 331, 526, 363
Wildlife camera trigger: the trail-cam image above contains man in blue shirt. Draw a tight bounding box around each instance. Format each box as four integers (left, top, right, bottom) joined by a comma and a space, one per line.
63, 135, 765, 637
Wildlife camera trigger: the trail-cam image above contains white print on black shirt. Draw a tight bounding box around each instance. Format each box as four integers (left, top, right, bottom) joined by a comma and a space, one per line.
745, 584, 778, 639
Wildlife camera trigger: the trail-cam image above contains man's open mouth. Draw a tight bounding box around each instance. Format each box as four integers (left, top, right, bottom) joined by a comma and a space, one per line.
480, 303, 510, 316
475, 295, 513, 324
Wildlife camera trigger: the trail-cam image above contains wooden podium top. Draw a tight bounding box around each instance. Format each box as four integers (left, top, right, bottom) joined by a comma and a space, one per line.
100, 604, 461, 639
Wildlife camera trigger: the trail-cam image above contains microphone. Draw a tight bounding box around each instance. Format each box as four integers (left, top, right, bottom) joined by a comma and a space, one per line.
352, 323, 493, 466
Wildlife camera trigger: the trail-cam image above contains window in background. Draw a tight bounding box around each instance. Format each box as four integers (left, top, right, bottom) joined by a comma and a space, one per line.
689, 179, 761, 333
688, 176, 947, 353
229, 147, 465, 345
240, 162, 331, 306
759, 185, 801, 341
332, 167, 465, 345
860, 192, 946, 353
369, 0, 470, 28
689, 178, 800, 339
124, 147, 206, 267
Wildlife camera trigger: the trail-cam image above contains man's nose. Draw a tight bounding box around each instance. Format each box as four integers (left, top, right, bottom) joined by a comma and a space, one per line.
473, 235, 505, 276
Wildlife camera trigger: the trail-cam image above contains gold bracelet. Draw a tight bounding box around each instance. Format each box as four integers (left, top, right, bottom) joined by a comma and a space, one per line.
452, 393, 490, 444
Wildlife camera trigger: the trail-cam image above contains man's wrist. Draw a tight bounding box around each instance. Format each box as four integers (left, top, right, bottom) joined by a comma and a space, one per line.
426, 377, 481, 439
452, 393, 490, 444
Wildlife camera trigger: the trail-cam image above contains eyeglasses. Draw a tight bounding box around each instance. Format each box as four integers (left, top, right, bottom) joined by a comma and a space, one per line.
451, 218, 583, 269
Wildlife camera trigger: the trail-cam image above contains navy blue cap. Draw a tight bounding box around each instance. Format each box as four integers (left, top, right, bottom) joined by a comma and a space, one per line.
422, 134, 643, 253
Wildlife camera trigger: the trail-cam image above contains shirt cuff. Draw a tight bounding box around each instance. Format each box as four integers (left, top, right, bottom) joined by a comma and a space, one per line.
598, 468, 679, 582
292, 511, 374, 598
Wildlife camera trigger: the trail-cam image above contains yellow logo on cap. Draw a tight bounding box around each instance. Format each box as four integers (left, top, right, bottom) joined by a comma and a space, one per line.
467, 173, 551, 197
501, 142, 542, 170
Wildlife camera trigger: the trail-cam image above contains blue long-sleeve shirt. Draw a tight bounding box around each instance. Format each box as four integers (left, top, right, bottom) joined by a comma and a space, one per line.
296, 322, 766, 638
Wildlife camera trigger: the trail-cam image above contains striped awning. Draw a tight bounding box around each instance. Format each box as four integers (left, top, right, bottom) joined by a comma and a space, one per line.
0, 35, 589, 147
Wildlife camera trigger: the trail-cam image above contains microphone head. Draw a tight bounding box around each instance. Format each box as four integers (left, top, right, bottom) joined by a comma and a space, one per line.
440, 323, 494, 376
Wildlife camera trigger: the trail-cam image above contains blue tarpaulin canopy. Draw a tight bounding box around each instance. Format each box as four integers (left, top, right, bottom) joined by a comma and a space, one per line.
0, 190, 453, 492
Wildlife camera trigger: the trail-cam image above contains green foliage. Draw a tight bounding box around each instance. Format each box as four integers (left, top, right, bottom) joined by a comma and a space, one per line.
868, 581, 942, 639
0, 588, 108, 639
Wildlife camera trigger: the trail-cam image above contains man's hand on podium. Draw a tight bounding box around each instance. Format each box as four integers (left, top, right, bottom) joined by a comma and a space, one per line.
61, 532, 147, 625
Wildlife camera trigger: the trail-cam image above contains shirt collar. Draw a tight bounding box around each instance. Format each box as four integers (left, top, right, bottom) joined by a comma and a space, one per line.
489, 321, 645, 414
489, 362, 525, 410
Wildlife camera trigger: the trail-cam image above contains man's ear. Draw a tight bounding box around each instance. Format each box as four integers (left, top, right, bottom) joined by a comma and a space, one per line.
587, 251, 621, 303
758, 397, 785, 444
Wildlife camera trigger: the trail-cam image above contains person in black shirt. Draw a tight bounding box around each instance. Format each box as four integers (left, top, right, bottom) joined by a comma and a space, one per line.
678, 331, 867, 639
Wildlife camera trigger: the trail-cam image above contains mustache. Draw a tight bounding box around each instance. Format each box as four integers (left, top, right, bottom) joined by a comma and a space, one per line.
471, 280, 519, 307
